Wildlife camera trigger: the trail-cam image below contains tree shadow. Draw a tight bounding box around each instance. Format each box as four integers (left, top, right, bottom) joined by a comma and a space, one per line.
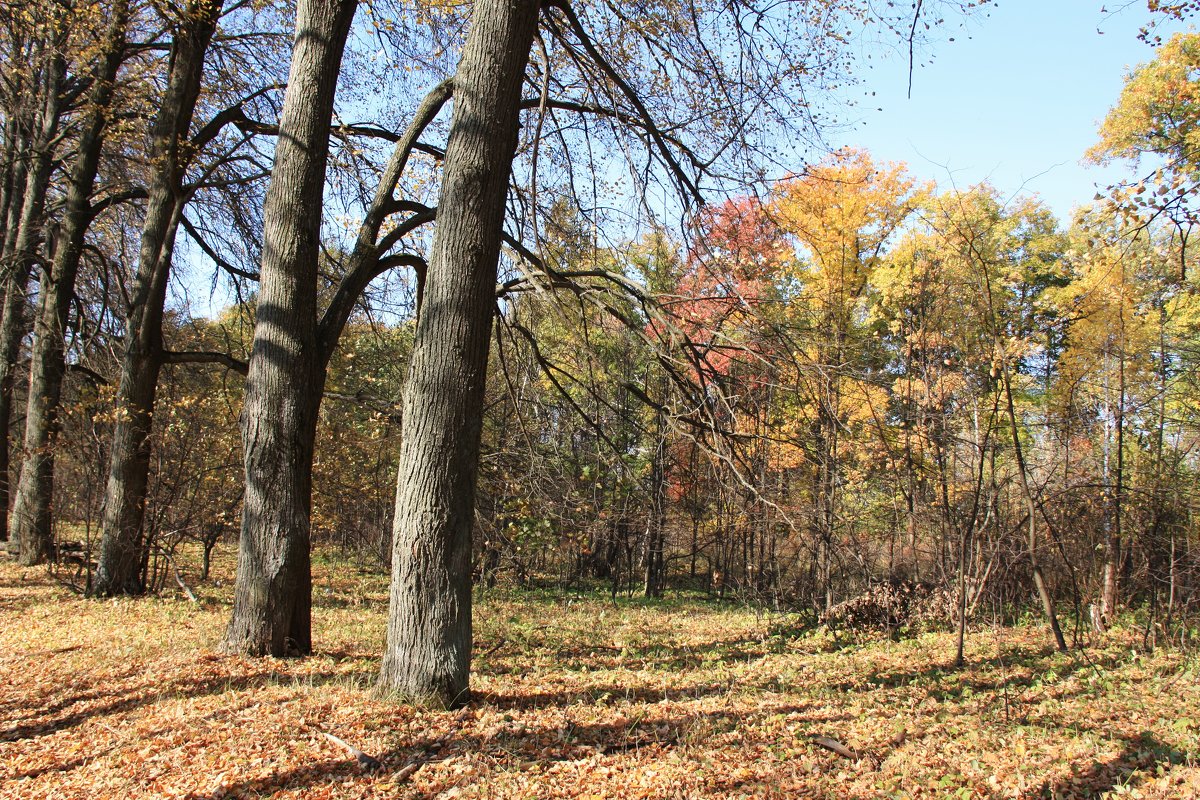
472, 679, 849, 715
1030, 731, 1181, 799
0, 661, 146, 720
0, 593, 48, 614
826, 647, 1134, 707
0, 661, 371, 744
476, 633, 796, 676
183, 697, 858, 799
6, 754, 96, 782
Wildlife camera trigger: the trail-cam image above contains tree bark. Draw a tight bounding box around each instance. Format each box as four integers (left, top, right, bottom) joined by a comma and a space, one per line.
0, 40, 64, 546
1100, 321, 1127, 626
222, 0, 357, 656
94, 0, 223, 596
1001, 366, 1067, 652
379, 0, 539, 707
12, 2, 129, 565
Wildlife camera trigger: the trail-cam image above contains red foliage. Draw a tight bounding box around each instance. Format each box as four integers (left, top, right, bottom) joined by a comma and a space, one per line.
652, 197, 790, 380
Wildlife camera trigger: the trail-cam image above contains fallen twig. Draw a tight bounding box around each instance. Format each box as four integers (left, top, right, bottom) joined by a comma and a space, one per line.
478, 636, 506, 658
811, 735, 860, 760
151, 544, 198, 604
172, 563, 198, 604
320, 731, 383, 771
391, 736, 451, 782
811, 735, 880, 768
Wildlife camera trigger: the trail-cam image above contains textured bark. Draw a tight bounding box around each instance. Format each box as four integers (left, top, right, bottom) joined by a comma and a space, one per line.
0, 81, 25, 256
379, 0, 539, 707
94, 0, 223, 596
0, 219, 32, 548
0, 43, 63, 545
0, 152, 27, 546
12, 4, 128, 565
222, 0, 357, 656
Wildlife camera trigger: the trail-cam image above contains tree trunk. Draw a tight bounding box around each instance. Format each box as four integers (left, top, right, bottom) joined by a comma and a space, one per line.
1001, 366, 1067, 652
0, 161, 28, 546
379, 0, 538, 706
643, 404, 667, 598
12, 3, 128, 565
1101, 331, 1127, 626
222, 0, 357, 656
0, 43, 64, 546
0, 24, 34, 256
94, 0, 222, 596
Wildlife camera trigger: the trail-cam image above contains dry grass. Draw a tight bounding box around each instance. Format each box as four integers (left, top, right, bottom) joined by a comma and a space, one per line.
2, 550, 1199, 798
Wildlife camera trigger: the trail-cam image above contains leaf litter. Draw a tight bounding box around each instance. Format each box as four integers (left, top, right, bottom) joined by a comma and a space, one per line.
2, 556, 1199, 799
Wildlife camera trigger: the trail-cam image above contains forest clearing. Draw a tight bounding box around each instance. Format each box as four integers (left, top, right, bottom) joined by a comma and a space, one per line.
2, 552, 1199, 799
8, 0, 1200, 796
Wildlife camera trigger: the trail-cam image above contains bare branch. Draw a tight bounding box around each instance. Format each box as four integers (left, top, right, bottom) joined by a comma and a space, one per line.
162, 350, 249, 375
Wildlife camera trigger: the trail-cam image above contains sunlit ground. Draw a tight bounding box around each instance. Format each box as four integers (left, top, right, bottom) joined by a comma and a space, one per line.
2, 550, 1199, 799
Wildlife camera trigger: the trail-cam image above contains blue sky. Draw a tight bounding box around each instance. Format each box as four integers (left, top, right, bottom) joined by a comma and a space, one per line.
833, 0, 1188, 223
177, 2, 1189, 316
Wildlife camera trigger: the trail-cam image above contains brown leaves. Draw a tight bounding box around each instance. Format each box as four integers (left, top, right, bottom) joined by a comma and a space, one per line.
3, 557, 1200, 799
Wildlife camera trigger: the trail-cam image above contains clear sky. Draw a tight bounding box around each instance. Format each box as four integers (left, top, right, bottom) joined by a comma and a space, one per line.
833, 0, 1188, 224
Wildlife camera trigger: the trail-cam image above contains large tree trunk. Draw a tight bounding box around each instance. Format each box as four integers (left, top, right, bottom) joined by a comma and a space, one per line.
0, 59, 28, 256
94, 0, 222, 596
222, 0, 356, 656
0, 155, 29, 547
0, 43, 64, 546
12, 3, 129, 565
379, 0, 539, 707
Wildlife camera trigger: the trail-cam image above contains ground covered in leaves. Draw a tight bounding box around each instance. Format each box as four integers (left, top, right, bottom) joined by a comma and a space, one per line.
3, 554, 1200, 799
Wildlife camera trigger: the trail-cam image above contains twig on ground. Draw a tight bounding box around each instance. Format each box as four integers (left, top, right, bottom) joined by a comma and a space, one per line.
320, 731, 383, 771
172, 564, 198, 604
811, 735, 880, 768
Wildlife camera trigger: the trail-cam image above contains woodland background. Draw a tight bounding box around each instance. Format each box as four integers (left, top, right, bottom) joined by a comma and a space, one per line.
1, 0, 1197, 644
6, 0, 1200, 795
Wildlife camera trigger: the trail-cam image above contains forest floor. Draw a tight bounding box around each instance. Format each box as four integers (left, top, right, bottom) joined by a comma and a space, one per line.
2, 552, 1200, 799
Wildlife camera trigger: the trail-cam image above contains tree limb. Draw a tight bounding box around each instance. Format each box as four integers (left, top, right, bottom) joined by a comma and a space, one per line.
550, 2, 703, 206
162, 350, 248, 375
180, 215, 260, 281
190, 83, 284, 152
315, 80, 454, 359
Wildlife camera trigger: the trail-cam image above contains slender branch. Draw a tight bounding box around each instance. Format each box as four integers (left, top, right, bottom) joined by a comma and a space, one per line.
180, 215, 260, 280
322, 390, 402, 423
189, 83, 283, 152
505, 317, 625, 455
66, 363, 109, 387
520, 97, 706, 175
319, 209, 436, 356
551, 2, 703, 205
315, 80, 455, 358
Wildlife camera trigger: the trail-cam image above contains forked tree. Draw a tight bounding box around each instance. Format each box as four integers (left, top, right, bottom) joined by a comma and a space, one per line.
222, 0, 445, 655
